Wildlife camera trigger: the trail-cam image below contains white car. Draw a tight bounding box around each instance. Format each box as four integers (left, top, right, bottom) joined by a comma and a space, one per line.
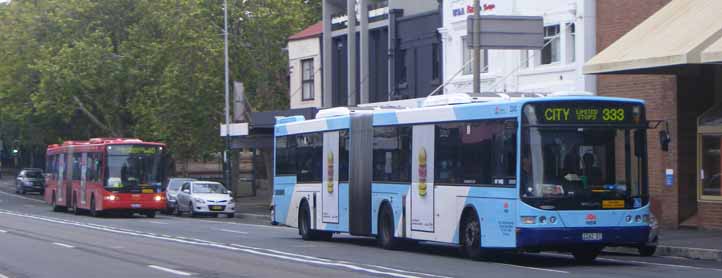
175, 181, 235, 218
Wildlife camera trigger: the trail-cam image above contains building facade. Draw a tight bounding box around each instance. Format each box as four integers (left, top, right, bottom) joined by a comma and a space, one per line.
288, 22, 323, 109
439, 0, 597, 95
586, 0, 722, 230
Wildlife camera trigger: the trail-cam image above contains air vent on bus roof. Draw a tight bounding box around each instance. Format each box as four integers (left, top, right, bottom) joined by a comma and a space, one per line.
423, 93, 472, 107
316, 107, 350, 118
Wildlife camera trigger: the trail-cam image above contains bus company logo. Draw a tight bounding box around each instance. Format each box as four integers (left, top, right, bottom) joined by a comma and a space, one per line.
418, 147, 428, 197
503, 202, 509, 213
585, 214, 597, 225
495, 106, 506, 114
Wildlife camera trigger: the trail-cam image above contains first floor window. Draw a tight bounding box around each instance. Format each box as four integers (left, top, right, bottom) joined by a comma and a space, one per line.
541, 25, 560, 65
301, 58, 314, 101
462, 36, 488, 75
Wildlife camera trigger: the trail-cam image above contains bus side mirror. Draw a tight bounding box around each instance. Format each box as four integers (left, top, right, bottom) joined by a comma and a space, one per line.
659, 130, 671, 152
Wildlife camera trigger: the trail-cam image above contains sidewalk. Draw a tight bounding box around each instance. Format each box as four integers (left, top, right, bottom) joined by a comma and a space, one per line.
233, 195, 272, 221
607, 228, 722, 261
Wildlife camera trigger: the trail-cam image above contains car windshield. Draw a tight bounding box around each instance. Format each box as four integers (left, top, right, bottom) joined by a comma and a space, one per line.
106, 145, 164, 189
521, 127, 648, 210
168, 179, 194, 192
192, 183, 228, 194
25, 171, 43, 178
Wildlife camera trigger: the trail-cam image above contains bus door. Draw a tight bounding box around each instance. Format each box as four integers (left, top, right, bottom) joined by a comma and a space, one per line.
56, 153, 65, 204
64, 151, 73, 207
321, 131, 340, 224
411, 125, 435, 234
80, 153, 87, 206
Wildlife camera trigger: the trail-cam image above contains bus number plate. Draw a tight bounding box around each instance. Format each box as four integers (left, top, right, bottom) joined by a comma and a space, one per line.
582, 232, 603, 241
131, 204, 142, 208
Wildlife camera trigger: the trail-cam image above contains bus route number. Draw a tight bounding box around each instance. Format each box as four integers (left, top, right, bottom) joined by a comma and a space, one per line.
602, 108, 625, 121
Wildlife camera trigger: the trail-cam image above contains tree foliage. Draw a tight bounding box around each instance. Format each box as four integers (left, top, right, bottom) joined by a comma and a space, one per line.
0, 0, 320, 162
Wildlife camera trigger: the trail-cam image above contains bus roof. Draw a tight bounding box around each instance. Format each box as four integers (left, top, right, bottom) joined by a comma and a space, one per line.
47, 138, 165, 153
274, 95, 644, 137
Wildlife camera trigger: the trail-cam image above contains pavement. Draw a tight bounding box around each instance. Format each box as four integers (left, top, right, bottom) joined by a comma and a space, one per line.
606, 228, 722, 261
2, 177, 722, 278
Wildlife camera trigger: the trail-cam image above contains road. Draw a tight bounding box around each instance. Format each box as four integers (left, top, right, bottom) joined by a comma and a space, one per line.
1, 179, 721, 278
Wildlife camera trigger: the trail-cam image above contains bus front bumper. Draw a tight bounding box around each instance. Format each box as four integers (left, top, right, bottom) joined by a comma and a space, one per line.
516, 226, 650, 250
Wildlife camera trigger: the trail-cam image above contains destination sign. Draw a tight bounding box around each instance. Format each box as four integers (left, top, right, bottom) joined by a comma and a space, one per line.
526, 102, 642, 125
108, 145, 160, 156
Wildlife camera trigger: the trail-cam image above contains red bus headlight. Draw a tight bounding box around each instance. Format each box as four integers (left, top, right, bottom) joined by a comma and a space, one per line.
154, 195, 163, 202
104, 195, 118, 201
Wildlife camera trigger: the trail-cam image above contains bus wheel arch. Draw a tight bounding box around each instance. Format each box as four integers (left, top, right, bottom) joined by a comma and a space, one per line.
459, 206, 485, 260
298, 198, 331, 241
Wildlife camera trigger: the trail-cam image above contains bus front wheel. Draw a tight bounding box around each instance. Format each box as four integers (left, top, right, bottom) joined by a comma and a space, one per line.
89, 196, 102, 217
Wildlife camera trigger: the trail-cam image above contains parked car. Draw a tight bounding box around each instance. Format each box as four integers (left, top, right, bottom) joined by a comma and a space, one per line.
175, 181, 235, 218
15, 168, 45, 195
638, 213, 659, 256
163, 177, 197, 214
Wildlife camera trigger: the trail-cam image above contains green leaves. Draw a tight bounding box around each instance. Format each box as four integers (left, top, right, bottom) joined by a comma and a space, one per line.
0, 0, 320, 161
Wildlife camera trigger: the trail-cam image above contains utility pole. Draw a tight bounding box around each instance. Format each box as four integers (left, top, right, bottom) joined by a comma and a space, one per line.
223, 0, 232, 189
472, 0, 481, 94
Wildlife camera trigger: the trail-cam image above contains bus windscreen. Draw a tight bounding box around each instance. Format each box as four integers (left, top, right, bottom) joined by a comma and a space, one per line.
106, 145, 163, 191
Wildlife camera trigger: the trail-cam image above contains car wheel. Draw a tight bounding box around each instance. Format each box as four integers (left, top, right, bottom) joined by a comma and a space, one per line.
190, 202, 198, 217
377, 205, 399, 250
572, 247, 602, 264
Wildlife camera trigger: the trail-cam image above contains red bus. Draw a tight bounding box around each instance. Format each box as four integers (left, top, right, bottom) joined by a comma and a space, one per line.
44, 138, 167, 217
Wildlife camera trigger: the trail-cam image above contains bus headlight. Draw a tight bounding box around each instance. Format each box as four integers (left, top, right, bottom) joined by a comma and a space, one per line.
154, 195, 163, 202
625, 215, 633, 223
549, 216, 557, 224
642, 214, 650, 223
521, 216, 536, 224
634, 215, 642, 223
104, 195, 118, 201
538, 216, 547, 224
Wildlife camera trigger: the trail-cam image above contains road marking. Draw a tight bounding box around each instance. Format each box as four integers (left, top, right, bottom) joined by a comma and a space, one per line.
598, 257, 722, 272
492, 263, 570, 274
148, 265, 192, 276
146, 221, 168, 225
0, 190, 45, 203
216, 228, 248, 235
0, 209, 441, 278
52, 242, 75, 248
191, 218, 296, 230
0, 272, 9, 278
0, 229, 7, 233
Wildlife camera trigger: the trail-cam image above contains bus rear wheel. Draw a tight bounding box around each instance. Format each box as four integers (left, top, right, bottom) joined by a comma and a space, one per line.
73, 193, 82, 215
298, 201, 331, 241
572, 247, 602, 263
378, 205, 400, 250
51, 192, 66, 212
460, 211, 484, 260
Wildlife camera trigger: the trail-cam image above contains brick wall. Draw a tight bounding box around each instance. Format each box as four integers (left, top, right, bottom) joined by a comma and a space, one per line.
596, 0, 681, 228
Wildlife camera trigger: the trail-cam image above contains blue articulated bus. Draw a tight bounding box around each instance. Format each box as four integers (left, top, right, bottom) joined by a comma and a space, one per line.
272, 94, 652, 262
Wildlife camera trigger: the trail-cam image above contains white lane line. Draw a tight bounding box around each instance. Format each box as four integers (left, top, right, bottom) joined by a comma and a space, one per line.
52, 242, 75, 248
191, 218, 296, 230
598, 257, 722, 272
216, 228, 248, 235
0, 272, 9, 278
0, 209, 438, 278
492, 263, 570, 274
146, 221, 168, 225
0, 190, 45, 203
0, 229, 7, 233
148, 265, 192, 276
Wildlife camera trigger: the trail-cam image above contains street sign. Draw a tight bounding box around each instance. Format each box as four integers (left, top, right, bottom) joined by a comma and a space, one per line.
220, 123, 249, 137
467, 15, 544, 49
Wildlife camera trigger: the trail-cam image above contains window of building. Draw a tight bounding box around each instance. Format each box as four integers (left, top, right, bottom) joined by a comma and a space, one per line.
372, 126, 412, 183
541, 25, 561, 65
462, 36, 488, 75
398, 49, 408, 84
301, 59, 314, 101
520, 50, 529, 68
701, 136, 722, 199
568, 23, 576, 63
435, 119, 517, 186
432, 43, 441, 81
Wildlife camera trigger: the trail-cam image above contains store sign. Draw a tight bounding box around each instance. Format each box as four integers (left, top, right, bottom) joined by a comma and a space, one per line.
452, 3, 496, 17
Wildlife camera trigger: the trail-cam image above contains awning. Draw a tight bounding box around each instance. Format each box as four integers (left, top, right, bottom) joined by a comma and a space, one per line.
584, 0, 722, 74
701, 36, 722, 63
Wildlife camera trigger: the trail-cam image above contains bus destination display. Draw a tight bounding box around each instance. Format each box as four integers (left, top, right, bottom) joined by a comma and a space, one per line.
528, 102, 641, 125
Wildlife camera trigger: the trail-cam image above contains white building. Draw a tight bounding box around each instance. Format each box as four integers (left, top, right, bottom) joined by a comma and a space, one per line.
439, 0, 597, 95
288, 22, 323, 109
